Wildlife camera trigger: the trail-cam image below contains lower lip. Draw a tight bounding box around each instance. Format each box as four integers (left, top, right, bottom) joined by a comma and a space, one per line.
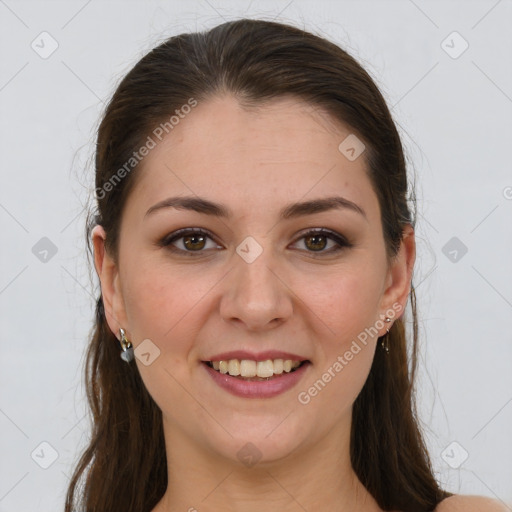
202, 361, 310, 399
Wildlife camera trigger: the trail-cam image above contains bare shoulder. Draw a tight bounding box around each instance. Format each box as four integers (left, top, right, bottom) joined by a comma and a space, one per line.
435, 494, 511, 512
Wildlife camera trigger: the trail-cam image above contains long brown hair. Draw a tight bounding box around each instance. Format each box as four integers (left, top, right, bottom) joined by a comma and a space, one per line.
66, 18, 452, 511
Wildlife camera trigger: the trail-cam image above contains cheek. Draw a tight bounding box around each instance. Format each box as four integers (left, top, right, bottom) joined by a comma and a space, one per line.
120, 258, 202, 354
304, 264, 385, 343
296, 265, 383, 405
120, 261, 207, 415
297, 276, 380, 417
300, 345, 374, 424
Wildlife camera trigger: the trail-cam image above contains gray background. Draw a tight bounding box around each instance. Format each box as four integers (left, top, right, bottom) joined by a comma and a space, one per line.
0, 0, 511, 510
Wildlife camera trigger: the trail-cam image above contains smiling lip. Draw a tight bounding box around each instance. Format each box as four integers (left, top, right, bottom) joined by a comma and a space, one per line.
202, 360, 311, 399
204, 350, 308, 362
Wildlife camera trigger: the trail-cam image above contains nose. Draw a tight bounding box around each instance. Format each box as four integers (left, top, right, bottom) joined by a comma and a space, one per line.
219, 243, 294, 332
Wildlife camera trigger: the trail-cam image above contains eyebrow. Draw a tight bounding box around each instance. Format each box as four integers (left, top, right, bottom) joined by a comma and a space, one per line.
144, 195, 366, 220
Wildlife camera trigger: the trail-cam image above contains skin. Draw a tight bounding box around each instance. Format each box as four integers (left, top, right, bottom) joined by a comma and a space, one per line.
92, 95, 509, 511
92, 94, 417, 511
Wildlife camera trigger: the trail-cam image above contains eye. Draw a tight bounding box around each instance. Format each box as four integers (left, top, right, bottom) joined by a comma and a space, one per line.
158, 227, 351, 257
158, 228, 221, 256
291, 228, 352, 255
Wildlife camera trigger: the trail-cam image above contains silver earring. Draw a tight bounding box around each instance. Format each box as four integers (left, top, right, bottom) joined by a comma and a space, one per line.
381, 317, 392, 354
119, 328, 134, 362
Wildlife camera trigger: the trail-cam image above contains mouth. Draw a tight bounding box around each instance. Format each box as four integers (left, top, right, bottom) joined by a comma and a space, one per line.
201, 357, 311, 399
202, 358, 309, 381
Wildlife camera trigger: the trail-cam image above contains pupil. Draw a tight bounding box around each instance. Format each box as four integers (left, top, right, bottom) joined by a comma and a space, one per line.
184, 235, 205, 250
306, 235, 326, 251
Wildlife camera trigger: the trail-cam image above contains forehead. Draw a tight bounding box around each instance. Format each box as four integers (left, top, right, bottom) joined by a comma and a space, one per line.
125, 94, 378, 220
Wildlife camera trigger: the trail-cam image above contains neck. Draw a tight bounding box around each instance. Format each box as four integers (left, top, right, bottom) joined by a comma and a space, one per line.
153, 413, 381, 512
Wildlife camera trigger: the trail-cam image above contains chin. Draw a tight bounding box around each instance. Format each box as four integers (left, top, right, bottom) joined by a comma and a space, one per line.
206, 416, 311, 467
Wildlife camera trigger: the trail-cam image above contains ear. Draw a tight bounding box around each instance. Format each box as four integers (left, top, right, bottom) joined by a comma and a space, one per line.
378, 224, 416, 329
91, 225, 128, 337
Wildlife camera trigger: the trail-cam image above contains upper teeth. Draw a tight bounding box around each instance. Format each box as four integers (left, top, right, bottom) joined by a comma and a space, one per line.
211, 359, 302, 378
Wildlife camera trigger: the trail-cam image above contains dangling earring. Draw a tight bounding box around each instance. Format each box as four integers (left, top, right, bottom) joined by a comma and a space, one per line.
119, 328, 134, 362
381, 317, 392, 354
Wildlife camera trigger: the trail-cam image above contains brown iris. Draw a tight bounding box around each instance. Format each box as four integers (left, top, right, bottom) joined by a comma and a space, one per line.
183, 234, 207, 251
304, 234, 327, 251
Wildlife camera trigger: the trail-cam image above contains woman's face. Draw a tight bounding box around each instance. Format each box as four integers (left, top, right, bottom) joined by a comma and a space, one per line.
94, 94, 413, 466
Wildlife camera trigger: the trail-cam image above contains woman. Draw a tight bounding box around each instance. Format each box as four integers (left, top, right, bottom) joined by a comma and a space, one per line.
65, 18, 507, 512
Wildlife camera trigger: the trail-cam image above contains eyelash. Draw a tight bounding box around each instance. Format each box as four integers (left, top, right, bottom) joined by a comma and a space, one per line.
157, 228, 352, 257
